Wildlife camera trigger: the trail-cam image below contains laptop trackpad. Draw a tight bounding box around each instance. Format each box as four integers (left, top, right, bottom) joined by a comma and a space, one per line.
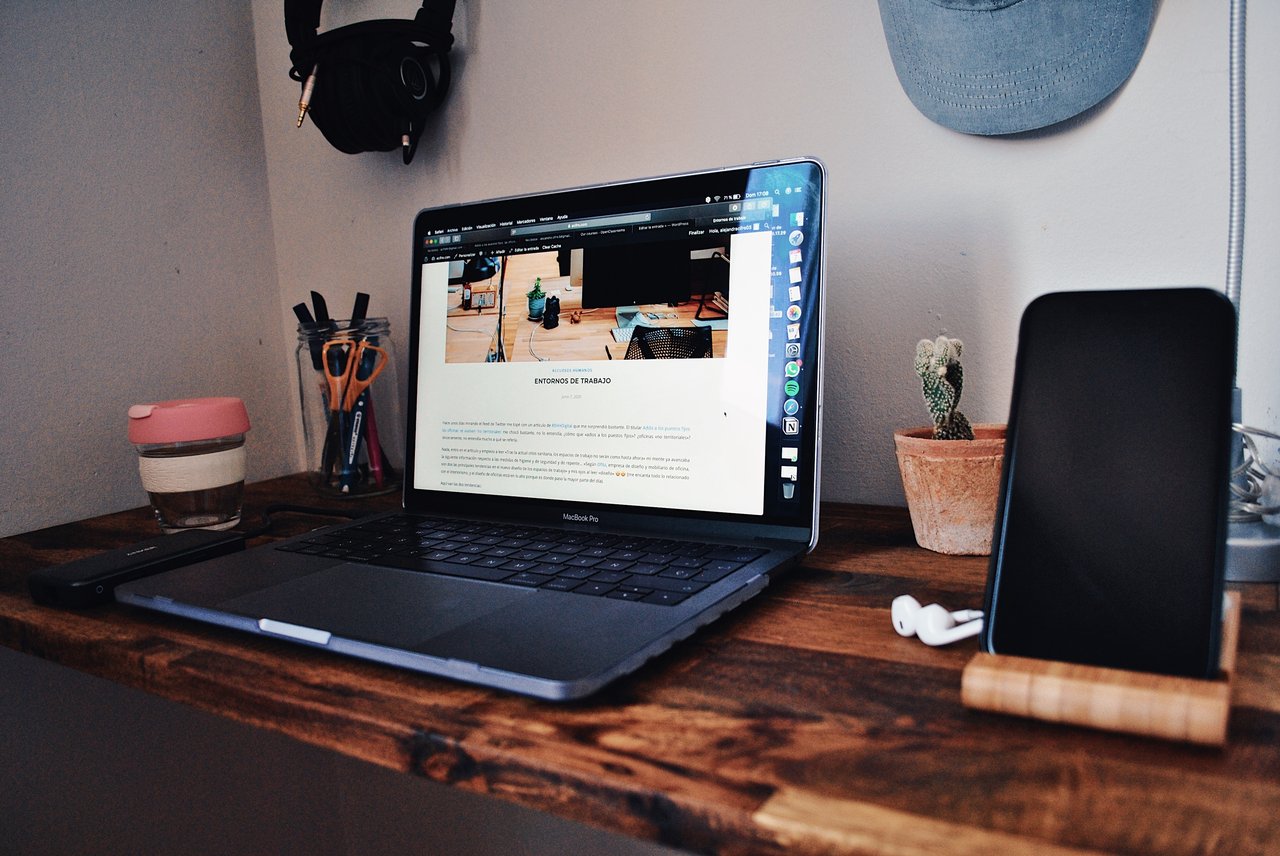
220, 564, 531, 649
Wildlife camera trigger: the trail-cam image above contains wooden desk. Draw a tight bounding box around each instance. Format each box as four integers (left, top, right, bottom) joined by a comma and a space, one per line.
2, 475, 1278, 855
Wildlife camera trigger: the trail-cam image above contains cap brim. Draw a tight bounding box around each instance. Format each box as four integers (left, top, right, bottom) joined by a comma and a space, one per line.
878, 0, 1155, 135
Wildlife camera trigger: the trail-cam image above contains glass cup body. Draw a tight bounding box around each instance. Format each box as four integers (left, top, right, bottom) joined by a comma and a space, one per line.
135, 434, 246, 532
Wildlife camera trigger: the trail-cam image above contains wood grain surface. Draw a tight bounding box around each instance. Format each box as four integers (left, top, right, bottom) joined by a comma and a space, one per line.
2, 475, 1278, 855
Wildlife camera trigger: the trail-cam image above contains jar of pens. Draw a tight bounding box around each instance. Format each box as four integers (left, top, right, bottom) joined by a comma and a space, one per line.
295, 296, 403, 497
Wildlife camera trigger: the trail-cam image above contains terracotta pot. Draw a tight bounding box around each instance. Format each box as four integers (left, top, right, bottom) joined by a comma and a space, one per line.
894, 423, 1006, 555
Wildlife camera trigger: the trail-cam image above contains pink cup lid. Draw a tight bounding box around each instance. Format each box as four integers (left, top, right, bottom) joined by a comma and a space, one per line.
128, 397, 250, 444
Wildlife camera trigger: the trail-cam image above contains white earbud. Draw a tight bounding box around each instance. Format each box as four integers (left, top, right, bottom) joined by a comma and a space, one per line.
891, 595, 983, 646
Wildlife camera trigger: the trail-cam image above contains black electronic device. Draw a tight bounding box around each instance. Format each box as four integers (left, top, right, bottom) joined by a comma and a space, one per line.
542, 294, 560, 329
285, 0, 456, 164
579, 241, 693, 310
28, 529, 246, 608
981, 288, 1236, 679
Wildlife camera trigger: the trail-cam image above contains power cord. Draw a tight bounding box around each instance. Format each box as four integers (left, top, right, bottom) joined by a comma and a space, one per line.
236, 503, 373, 540
528, 317, 547, 361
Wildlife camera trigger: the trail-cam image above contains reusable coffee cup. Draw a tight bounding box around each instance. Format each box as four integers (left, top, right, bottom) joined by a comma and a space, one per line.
127, 397, 250, 533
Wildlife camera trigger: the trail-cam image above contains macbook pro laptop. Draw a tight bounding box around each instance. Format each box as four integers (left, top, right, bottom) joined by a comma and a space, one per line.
117, 157, 827, 700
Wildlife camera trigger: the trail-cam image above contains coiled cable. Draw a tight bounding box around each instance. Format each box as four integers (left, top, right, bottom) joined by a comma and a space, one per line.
1230, 425, 1280, 522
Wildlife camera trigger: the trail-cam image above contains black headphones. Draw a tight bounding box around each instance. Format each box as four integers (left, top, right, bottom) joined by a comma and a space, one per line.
285, 0, 456, 164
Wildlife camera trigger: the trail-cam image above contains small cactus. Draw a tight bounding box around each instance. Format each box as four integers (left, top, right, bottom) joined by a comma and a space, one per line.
915, 336, 974, 440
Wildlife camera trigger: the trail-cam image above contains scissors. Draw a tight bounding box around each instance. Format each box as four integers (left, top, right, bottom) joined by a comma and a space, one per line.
321, 337, 388, 492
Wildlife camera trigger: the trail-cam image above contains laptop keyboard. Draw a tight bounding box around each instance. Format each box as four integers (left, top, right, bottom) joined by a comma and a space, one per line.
275, 514, 767, 606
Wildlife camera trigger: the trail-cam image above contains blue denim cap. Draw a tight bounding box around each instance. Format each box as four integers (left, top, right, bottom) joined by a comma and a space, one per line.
878, 0, 1156, 135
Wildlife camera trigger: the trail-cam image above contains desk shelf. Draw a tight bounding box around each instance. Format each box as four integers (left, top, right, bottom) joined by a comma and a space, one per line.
2, 479, 1277, 856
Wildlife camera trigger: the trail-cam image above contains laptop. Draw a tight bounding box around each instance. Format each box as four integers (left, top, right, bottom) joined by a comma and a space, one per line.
117, 157, 827, 700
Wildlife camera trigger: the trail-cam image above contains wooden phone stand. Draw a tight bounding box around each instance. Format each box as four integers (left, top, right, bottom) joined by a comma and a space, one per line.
961, 592, 1240, 746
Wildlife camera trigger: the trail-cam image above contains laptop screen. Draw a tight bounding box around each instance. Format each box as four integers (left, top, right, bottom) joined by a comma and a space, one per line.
405, 158, 824, 534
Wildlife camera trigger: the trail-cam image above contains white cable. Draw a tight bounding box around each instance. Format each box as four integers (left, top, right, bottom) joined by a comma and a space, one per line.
528, 318, 547, 361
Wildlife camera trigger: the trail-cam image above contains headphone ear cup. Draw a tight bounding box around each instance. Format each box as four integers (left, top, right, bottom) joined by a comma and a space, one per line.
368, 42, 419, 139
308, 34, 448, 156
308, 42, 374, 153
399, 43, 449, 112
334, 64, 369, 152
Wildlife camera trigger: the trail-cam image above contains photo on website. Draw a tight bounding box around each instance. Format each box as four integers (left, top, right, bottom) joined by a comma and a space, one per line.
443, 241, 732, 364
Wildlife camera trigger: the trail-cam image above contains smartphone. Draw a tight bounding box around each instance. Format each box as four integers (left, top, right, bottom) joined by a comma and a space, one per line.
981, 288, 1236, 679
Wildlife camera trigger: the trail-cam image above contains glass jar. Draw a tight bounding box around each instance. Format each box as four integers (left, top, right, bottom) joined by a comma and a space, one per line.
296, 317, 403, 497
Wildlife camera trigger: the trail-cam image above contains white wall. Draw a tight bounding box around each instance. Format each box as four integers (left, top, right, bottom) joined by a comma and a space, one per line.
4, 0, 1278, 536
0, 0, 297, 536
251, 0, 1280, 512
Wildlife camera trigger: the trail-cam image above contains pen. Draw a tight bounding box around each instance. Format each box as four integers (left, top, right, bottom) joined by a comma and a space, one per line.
365, 389, 385, 488
351, 292, 370, 325
311, 291, 333, 332
293, 302, 324, 371
349, 291, 379, 485
339, 342, 387, 492
321, 341, 350, 485
342, 388, 369, 493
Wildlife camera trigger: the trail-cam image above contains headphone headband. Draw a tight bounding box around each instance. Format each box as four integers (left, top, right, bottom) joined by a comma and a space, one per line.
286, 0, 456, 77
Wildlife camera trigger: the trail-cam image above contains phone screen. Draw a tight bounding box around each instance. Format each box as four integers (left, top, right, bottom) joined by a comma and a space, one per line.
981, 289, 1235, 679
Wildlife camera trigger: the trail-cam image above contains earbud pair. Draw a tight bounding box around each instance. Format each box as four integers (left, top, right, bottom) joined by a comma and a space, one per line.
891, 595, 983, 646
